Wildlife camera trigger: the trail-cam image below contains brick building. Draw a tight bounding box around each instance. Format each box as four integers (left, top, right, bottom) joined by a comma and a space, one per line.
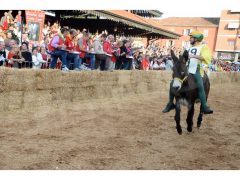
155, 17, 219, 53
215, 10, 240, 61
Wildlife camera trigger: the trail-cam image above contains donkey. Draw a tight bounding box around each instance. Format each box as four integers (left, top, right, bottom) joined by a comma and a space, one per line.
170, 50, 210, 134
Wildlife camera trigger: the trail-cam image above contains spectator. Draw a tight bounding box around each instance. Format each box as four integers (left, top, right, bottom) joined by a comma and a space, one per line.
48, 27, 69, 71
0, 12, 9, 31
32, 47, 47, 69
0, 41, 6, 66
141, 54, 150, 71
119, 39, 130, 70
103, 34, 115, 71
4, 31, 14, 51
7, 45, 24, 68
22, 33, 29, 45
7, 11, 14, 22
15, 11, 22, 28
40, 46, 50, 69
65, 29, 81, 70
127, 38, 134, 70
0, 32, 6, 41
150, 58, 160, 70
5, 39, 16, 58
21, 42, 32, 68
159, 60, 166, 70
94, 33, 106, 70
111, 41, 121, 71
165, 57, 173, 71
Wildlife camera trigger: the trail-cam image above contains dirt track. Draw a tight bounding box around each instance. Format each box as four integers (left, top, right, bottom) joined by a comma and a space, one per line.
0, 82, 239, 170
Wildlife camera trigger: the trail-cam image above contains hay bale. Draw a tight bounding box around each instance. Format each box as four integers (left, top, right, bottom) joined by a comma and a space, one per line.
0, 68, 239, 112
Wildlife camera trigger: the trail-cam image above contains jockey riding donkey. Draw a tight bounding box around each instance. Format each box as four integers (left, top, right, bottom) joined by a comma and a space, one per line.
162, 31, 214, 134
162, 31, 214, 114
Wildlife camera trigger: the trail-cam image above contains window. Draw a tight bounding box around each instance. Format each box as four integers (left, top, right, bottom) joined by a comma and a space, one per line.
228, 40, 235, 46
183, 29, 192, 36
203, 30, 208, 37
228, 23, 239, 29
182, 41, 190, 49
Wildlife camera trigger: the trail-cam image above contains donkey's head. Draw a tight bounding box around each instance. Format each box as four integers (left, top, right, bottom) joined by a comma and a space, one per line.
171, 50, 189, 92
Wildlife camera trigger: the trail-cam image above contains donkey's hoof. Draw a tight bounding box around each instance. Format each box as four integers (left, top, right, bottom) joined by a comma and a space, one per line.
187, 126, 192, 132
176, 127, 182, 135
197, 122, 201, 128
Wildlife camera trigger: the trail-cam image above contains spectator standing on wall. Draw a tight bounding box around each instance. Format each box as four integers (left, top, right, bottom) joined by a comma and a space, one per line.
15, 11, 22, 28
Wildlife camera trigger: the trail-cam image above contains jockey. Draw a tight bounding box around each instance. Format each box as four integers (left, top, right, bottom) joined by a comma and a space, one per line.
162, 30, 213, 114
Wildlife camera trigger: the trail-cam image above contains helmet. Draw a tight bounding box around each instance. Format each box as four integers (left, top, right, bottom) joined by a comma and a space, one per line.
189, 31, 204, 42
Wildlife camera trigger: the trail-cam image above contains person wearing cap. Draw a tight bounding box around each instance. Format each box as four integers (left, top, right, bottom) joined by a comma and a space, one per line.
48, 28, 69, 71
162, 30, 213, 114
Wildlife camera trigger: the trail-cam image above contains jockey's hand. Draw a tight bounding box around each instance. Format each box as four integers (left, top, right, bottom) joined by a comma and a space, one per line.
189, 54, 194, 59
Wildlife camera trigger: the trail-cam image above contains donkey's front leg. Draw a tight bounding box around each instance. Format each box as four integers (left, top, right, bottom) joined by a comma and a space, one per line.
197, 104, 203, 128
175, 101, 182, 135
186, 104, 194, 132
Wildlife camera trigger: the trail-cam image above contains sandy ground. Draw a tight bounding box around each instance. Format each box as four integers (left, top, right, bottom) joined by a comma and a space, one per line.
0, 82, 239, 170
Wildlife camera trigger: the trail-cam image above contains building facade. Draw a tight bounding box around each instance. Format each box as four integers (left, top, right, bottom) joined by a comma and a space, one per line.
215, 10, 240, 61
156, 17, 219, 54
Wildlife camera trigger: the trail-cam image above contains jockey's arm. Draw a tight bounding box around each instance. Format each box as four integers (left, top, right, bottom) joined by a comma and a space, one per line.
189, 45, 212, 65
189, 54, 205, 62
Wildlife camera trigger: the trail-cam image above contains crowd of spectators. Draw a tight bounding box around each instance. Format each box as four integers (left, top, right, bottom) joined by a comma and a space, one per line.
0, 10, 239, 72
209, 59, 240, 72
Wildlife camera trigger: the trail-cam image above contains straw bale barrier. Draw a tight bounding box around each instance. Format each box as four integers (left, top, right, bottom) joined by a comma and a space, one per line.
0, 68, 239, 112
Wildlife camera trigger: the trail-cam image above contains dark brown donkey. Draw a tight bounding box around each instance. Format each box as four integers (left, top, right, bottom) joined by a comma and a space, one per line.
170, 50, 210, 134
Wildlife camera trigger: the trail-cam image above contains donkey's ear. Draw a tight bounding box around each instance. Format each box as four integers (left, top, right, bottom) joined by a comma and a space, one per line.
179, 50, 189, 64
182, 50, 189, 60
170, 49, 178, 63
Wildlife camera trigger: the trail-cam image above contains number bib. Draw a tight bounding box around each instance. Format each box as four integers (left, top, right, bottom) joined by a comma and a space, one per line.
188, 45, 203, 74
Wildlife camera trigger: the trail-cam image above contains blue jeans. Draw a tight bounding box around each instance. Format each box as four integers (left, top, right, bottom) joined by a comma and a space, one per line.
85, 53, 96, 70
122, 59, 129, 70
67, 53, 81, 69
50, 50, 67, 69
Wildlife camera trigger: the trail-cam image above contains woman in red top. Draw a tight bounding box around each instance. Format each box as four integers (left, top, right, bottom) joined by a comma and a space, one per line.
103, 35, 115, 71
7, 45, 24, 68
2, 13, 9, 32
40, 46, 50, 69
141, 54, 150, 71
111, 41, 121, 70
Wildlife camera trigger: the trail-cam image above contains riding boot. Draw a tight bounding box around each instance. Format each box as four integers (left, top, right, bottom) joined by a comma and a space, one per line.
162, 80, 175, 113
193, 69, 213, 114
162, 102, 175, 113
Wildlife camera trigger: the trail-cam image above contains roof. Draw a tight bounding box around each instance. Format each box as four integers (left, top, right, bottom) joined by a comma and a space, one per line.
130, 10, 163, 18
81, 10, 181, 39
158, 17, 220, 27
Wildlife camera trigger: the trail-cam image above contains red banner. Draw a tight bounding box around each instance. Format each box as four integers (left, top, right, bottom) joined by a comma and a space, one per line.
25, 10, 45, 44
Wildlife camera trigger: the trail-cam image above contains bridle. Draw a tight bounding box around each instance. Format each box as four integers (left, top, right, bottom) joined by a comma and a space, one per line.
173, 75, 188, 84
